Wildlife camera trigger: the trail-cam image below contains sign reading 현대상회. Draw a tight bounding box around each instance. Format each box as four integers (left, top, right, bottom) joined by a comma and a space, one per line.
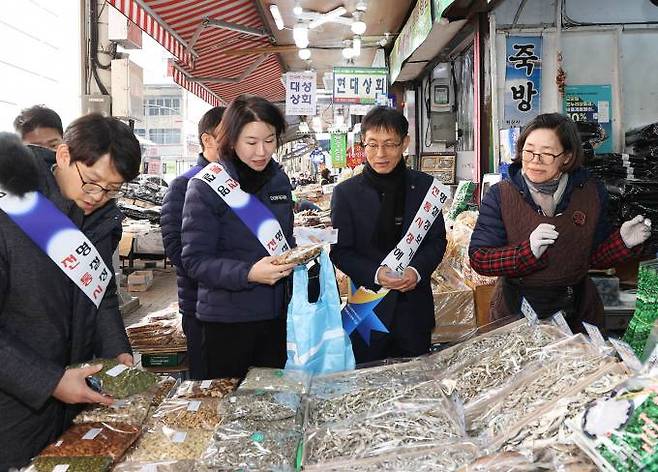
333, 67, 388, 105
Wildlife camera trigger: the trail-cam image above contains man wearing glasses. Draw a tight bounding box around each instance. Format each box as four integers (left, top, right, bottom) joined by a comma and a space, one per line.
330, 106, 447, 364
0, 113, 141, 470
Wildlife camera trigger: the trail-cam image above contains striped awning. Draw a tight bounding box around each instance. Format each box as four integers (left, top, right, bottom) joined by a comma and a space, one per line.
108, 0, 285, 105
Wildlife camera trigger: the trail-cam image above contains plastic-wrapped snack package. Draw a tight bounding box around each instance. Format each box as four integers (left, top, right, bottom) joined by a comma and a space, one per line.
302, 399, 466, 466
173, 378, 239, 399
125, 426, 213, 462
74, 391, 152, 425
150, 398, 220, 430
238, 368, 311, 395
305, 376, 447, 428
112, 459, 197, 471
150, 376, 178, 409
24, 456, 113, 472
201, 429, 301, 471
219, 390, 301, 422
69, 359, 158, 398
38, 422, 141, 461
303, 441, 482, 471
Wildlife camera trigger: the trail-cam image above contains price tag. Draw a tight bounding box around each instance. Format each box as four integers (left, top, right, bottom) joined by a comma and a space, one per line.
551, 311, 573, 335
187, 400, 201, 412
172, 431, 187, 443
54, 440, 64, 447
106, 364, 129, 377
583, 322, 606, 348
609, 338, 642, 372
200, 380, 213, 389
82, 427, 102, 440
53, 465, 70, 472
520, 298, 538, 325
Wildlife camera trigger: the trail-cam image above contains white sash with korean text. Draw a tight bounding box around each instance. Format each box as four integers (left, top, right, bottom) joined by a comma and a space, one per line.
0, 187, 111, 307
192, 162, 291, 256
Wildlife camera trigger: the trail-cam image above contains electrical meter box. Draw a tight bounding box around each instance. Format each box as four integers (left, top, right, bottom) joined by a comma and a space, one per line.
111, 58, 144, 122
108, 7, 142, 49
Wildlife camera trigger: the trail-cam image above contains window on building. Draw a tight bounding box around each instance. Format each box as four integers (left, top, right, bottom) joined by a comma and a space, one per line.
148, 128, 181, 144
145, 97, 181, 116
134, 129, 146, 137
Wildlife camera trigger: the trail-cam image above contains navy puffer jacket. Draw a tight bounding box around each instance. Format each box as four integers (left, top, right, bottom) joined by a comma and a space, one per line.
181, 159, 294, 323
161, 154, 209, 317
469, 162, 612, 254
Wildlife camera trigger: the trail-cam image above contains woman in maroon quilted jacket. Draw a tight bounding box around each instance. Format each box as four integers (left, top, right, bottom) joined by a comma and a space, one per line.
469, 113, 651, 332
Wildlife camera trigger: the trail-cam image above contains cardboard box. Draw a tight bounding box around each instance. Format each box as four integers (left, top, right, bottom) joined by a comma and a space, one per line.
474, 284, 496, 327
127, 270, 153, 292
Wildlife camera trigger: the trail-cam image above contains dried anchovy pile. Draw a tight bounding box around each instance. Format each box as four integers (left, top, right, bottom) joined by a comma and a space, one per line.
26, 456, 113, 472
113, 459, 197, 471
467, 352, 610, 439
427, 322, 564, 372
219, 390, 301, 422
214, 418, 299, 440
173, 378, 239, 399
201, 430, 301, 470
39, 422, 141, 460
306, 378, 446, 428
501, 367, 628, 451
74, 392, 151, 425
305, 442, 481, 471
151, 398, 220, 430
303, 402, 464, 465
126, 428, 213, 461
239, 368, 311, 395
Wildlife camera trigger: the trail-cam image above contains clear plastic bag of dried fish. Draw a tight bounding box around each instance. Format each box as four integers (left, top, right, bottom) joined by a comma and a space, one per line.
112, 459, 197, 471
38, 422, 141, 461
69, 358, 158, 398
125, 426, 213, 462
238, 367, 311, 395
200, 428, 301, 471
24, 456, 114, 472
219, 390, 301, 422
150, 398, 220, 430
303, 441, 483, 471
305, 372, 447, 428
173, 378, 239, 399
302, 398, 466, 466
214, 417, 300, 440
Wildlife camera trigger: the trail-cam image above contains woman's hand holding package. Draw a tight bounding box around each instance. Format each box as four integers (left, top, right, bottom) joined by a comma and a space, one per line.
52, 364, 113, 406
620, 215, 652, 248
248, 256, 295, 285
529, 223, 559, 259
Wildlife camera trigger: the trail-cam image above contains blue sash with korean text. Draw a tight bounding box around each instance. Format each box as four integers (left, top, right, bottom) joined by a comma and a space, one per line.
341, 180, 451, 344
192, 162, 291, 256
0, 187, 111, 307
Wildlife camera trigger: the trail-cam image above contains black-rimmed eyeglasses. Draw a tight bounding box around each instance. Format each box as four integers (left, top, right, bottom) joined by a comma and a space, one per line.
75, 162, 124, 198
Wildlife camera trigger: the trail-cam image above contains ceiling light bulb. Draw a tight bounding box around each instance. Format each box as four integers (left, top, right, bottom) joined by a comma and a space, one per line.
351, 12, 366, 35
298, 48, 311, 60
293, 3, 303, 16
293, 23, 309, 49
342, 46, 354, 59
269, 5, 285, 30
352, 36, 361, 57
356, 1, 368, 11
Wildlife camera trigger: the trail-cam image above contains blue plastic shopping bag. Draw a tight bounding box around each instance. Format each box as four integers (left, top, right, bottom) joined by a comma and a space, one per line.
285, 250, 355, 374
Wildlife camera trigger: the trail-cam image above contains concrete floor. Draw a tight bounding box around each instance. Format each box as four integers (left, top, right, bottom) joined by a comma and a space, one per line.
122, 267, 179, 326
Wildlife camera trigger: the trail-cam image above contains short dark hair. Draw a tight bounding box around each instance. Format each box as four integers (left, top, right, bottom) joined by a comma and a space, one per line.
215, 95, 286, 161
361, 106, 408, 141
198, 106, 226, 149
13, 105, 64, 138
64, 113, 141, 182
321, 168, 331, 179
514, 113, 583, 173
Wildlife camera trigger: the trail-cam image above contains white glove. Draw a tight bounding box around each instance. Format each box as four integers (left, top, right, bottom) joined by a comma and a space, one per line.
620, 215, 652, 248
529, 223, 559, 259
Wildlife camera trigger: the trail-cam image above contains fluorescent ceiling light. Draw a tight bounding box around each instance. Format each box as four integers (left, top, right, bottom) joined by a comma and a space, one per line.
308, 6, 347, 29
269, 5, 285, 30
293, 23, 309, 48
298, 48, 311, 60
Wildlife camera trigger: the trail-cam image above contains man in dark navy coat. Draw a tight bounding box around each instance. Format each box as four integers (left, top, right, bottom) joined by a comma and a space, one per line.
330, 106, 447, 363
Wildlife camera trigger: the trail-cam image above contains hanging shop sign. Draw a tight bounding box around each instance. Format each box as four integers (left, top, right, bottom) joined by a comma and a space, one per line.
285, 71, 317, 116
330, 133, 347, 168
432, 0, 456, 21
389, 0, 433, 83
504, 36, 542, 127
333, 67, 388, 105
563, 84, 613, 154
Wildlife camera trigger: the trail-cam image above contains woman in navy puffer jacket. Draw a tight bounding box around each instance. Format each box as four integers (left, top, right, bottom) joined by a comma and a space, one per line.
181, 95, 295, 378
